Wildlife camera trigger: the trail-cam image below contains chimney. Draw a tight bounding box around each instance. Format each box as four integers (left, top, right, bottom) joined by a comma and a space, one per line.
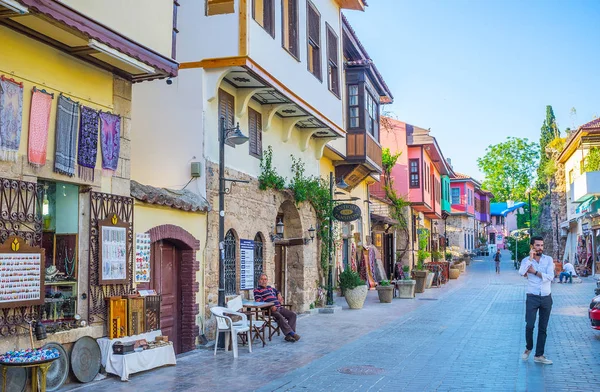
446, 158, 453, 168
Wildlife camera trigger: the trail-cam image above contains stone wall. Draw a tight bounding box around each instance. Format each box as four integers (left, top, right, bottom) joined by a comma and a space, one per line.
539, 147, 568, 260
445, 215, 474, 253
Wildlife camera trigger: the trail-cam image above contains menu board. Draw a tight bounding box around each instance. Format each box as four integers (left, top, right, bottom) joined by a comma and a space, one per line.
135, 233, 151, 283
99, 215, 130, 285
0, 237, 45, 307
239, 239, 254, 290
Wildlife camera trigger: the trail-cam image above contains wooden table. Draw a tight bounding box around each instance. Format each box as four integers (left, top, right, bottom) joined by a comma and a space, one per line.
242, 300, 274, 347
1, 358, 55, 392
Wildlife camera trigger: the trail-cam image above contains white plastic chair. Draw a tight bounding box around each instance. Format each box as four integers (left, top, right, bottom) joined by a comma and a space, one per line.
211, 306, 252, 358
227, 295, 267, 346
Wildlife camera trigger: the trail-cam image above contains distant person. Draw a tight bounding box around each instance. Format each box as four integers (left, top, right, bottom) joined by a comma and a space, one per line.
559, 262, 576, 283
518, 236, 554, 365
494, 249, 501, 274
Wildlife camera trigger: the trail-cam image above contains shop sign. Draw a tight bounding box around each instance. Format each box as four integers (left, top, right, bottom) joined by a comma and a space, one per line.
333, 204, 361, 222
240, 239, 254, 290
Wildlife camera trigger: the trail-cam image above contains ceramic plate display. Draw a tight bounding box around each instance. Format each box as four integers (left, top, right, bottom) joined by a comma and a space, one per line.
70, 336, 101, 383
40, 342, 68, 391
0, 366, 26, 392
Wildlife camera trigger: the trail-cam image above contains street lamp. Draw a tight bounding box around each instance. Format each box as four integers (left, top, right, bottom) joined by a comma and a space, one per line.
527, 190, 533, 237
308, 225, 316, 242
218, 116, 249, 308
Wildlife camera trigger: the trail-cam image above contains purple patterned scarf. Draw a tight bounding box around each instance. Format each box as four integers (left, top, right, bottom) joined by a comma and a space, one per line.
0, 77, 24, 162
77, 106, 99, 181
99, 112, 120, 174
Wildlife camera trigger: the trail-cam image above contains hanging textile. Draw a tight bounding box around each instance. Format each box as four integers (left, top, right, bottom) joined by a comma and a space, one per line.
0, 76, 24, 162
54, 95, 80, 176
350, 242, 357, 272
77, 106, 99, 181
28, 87, 54, 166
99, 111, 121, 175
358, 249, 367, 282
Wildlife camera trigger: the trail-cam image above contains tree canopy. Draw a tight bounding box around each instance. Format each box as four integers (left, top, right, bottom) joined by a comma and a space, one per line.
477, 137, 539, 202
537, 105, 561, 191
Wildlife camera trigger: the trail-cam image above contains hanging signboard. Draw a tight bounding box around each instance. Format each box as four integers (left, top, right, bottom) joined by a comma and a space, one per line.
0, 236, 45, 307
239, 239, 254, 290
333, 203, 361, 222
135, 233, 151, 283
99, 214, 129, 285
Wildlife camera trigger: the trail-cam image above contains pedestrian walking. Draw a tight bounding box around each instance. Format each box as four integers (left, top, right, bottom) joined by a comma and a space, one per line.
518, 236, 554, 365
494, 249, 501, 274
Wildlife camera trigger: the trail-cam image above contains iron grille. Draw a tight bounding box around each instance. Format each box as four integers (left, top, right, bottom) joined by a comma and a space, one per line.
89, 191, 134, 323
224, 230, 236, 296
0, 177, 42, 337
253, 234, 264, 287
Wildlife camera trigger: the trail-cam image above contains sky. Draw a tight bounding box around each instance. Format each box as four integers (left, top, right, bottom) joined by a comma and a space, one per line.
345, 0, 600, 181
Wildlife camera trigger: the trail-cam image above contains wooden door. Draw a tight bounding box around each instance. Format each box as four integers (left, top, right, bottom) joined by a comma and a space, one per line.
274, 245, 285, 296
152, 240, 181, 354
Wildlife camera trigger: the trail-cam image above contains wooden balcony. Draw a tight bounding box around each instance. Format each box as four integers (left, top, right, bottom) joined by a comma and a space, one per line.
346, 131, 382, 173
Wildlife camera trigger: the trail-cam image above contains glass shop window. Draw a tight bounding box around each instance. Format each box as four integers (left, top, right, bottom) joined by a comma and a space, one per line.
39, 181, 80, 324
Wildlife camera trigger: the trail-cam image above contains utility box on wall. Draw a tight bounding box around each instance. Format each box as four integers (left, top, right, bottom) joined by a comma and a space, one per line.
190, 162, 202, 178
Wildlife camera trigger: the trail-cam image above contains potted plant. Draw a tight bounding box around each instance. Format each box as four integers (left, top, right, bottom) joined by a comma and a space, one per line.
414, 231, 431, 293
338, 269, 368, 309
397, 265, 416, 298
376, 280, 394, 303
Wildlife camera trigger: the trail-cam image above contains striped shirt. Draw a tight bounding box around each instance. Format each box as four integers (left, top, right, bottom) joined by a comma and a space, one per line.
253, 286, 281, 308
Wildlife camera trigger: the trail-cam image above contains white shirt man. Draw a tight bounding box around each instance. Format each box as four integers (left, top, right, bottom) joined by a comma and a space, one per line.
563, 262, 576, 276
518, 253, 555, 296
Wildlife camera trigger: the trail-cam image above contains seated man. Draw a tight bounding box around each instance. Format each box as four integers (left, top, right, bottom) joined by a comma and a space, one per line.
559, 262, 576, 283
253, 274, 301, 342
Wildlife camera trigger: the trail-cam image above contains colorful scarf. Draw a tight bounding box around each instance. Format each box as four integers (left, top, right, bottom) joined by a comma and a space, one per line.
99, 112, 120, 174
77, 106, 99, 181
0, 77, 24, 162
54, 95, 80, 176
28, 88, 54, 167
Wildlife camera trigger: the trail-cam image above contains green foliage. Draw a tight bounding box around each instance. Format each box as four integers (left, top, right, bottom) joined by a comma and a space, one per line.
537, 105, 561, 191
338, 268, 365, 290
381, 148, 409, 228
258, 146, 286, 190
584, 147, 600, 173
416, 230, 431, 269
445, 251, 453, 261
505, 235, 531, 262
431, 250, 443, 261
477, 137, 539, 202
379, 279, 391, 287
309, 302, 315, 309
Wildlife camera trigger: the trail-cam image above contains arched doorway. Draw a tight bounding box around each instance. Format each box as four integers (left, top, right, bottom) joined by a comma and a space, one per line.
142, 225, 200, 354
224, 229, 237, 296
276, 200, 304, 306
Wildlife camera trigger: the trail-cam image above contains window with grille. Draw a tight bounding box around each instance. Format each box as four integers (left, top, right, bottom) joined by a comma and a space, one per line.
348, 85, 359, 128
253, 233, 264, 288
451, 188, 460, 204
409, 159, 420, 188
306, 1, 321, 80
326, 24, 339, 97
218, 89, 235, 147
253, 0, 275, 37
282, 0, 299, 58
248, 107, 262, 158
206, 0, 234, 15
224, 230, 237, 296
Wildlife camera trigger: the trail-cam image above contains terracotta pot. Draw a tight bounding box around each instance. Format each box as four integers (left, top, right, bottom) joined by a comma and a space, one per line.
344, 285, 368, 309
449, 268, 460, 279
376, 285, 394, 303
397, 280, 416, 298
413, 270, 428, 293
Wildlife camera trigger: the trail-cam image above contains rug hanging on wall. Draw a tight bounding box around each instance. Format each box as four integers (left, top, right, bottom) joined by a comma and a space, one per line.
0, 76, 24, 162
28, 87, 54, 167
77, 106, 99, 181
99, 111, 120, 176
54, 94, 80, 176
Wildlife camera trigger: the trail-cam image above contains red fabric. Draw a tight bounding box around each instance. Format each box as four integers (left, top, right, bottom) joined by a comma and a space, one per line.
28, 89, 53, 166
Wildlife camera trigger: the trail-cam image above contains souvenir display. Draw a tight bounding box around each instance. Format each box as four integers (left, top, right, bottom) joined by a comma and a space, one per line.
0, 348, 60, 364
127, 296, 145, 336
70, 336, 101, 383
55, 234, 78, 280
144, 295, 161, 332
0, 237, 45, 307
39, 342, 69, 391
107, 297, 127, 339
134, 233, 151, 283
98, 215, 129, 285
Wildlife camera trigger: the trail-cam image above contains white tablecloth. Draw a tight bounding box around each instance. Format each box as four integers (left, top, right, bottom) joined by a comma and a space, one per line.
97, 330, 176, 381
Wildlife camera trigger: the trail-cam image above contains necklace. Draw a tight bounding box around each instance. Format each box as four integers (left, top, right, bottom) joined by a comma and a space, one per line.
64, 246, 76, 278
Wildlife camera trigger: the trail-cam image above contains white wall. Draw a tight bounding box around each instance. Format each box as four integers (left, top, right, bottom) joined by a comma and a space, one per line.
131, 69, 206, 198
564, 147, 589, 219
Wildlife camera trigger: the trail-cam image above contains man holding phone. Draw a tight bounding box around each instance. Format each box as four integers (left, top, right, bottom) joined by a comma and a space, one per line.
518, 236, 554, 364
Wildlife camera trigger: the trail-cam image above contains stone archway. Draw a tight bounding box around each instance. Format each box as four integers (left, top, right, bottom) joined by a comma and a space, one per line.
277, 200, 305, 307
146, 224, 200, 354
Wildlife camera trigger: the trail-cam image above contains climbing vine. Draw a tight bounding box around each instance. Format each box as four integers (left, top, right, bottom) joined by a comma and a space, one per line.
381, 148, 410, 228
258, 146, 286, 191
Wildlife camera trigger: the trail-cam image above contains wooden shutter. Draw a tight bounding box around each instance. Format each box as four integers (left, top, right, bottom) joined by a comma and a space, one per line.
326, 25, 339, 95
248, 108, 262, 158
219, 89, 235, 147
307, 2, 321, 78
264, 0, 274, 37
288, 0, 298, 57
207, 0, 234, 15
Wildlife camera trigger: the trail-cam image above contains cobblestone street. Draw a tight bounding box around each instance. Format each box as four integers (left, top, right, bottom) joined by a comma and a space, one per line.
67, 253, 600, 392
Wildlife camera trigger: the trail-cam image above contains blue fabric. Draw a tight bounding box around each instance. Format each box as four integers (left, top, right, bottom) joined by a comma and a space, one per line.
490, 201, 527, 216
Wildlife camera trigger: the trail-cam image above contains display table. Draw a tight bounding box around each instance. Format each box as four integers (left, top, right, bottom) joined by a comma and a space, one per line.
97, 330, 176, 381
1, 358, 55, 392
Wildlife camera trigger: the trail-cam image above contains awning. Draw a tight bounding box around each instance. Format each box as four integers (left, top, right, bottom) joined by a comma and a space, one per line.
576, 196, 598, 215
131, 180, 210, 212
370, 213, 399, 226
1, 0, 178, 81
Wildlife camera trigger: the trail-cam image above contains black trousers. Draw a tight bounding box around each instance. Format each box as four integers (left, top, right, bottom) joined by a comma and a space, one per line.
525, 293, 552, 357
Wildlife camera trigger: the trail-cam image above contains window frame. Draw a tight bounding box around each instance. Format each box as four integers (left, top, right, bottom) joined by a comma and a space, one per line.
325, 23, 340, 98
409, 159, 420, 189
348, 84, 360, 128
365, 91, 379, 140
172, 1, 179, 59
252, 0, 275, 38
451, 188, 460, 205
306, 0, 322, 81
206, 0, 234, 15
281, 0, 299, 60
